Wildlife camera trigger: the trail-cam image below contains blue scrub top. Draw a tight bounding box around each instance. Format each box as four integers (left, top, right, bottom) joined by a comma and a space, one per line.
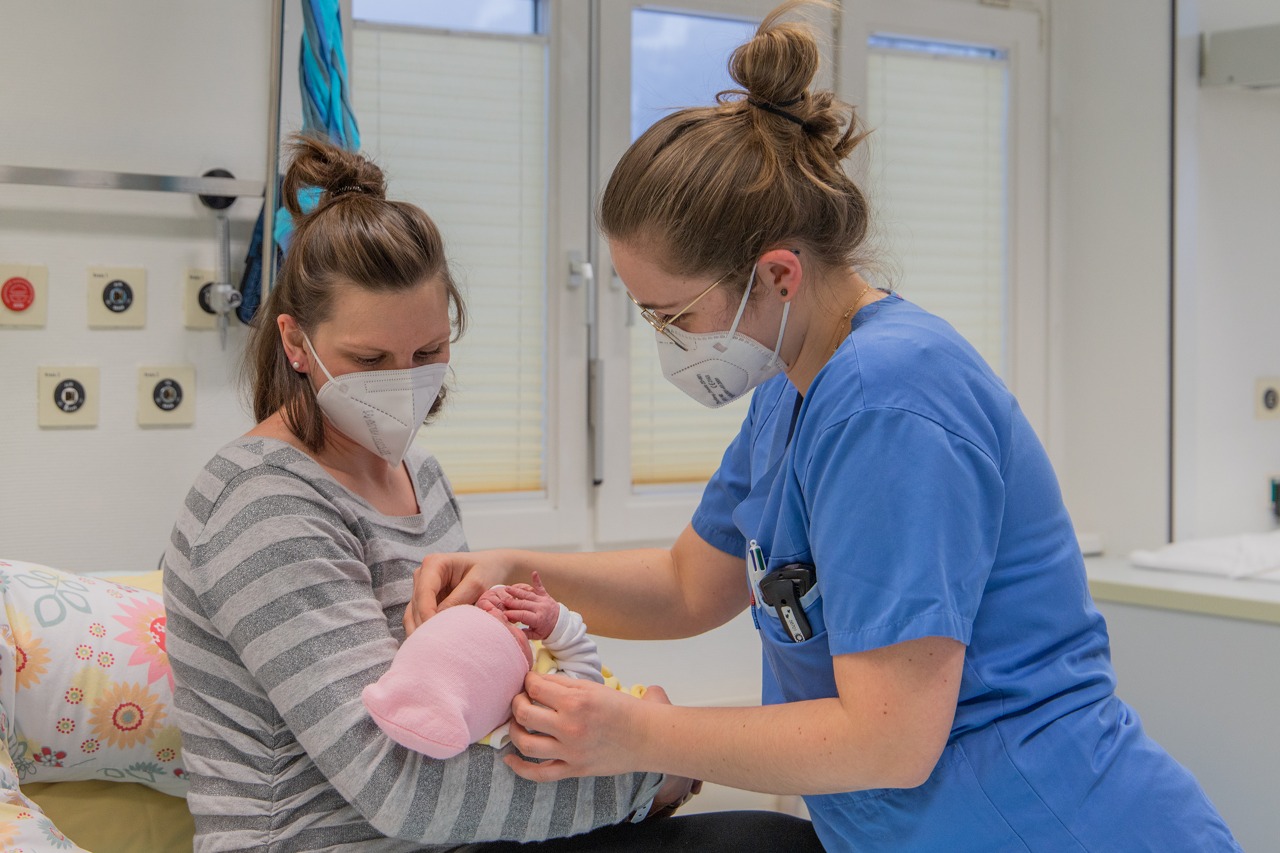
691, 295, 1239, 852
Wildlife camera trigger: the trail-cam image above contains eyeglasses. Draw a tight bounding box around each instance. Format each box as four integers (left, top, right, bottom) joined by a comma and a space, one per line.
626, 272, 730, 352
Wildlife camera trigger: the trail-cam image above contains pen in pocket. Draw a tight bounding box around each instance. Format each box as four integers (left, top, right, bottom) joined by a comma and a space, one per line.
747, 539, 768, 606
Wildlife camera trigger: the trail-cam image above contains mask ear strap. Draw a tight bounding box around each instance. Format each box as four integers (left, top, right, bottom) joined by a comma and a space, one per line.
729, 264, 791, 368
727, 265, 758, 337
301, 332, 339, 385
767, 302, 791, 368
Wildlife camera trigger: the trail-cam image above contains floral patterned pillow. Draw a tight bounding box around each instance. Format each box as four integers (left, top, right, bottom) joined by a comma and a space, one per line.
0, 705, 89, 852
0, 559, 186, 798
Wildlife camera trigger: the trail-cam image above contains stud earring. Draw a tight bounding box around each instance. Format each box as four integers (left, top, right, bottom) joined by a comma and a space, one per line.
780, 288, 789, 297
292, 361, 301, 369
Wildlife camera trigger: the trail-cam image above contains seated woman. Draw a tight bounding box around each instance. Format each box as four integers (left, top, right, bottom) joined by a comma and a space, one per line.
161, 134, 823, 852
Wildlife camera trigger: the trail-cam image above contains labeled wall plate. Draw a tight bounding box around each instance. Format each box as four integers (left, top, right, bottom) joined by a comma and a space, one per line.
37, 366, 100, 428
87, 266, 147, 328
1, 264, 49, 328
183, 269, 219, 329
1257, 377, 1280, 420
138, 365, 196, 427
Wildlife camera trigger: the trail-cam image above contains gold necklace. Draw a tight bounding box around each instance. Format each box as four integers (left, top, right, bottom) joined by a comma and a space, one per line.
830, 283, 873, 354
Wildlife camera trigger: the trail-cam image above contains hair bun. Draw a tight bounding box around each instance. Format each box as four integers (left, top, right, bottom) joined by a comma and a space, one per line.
728, 1, 824, 106
280, 133, 387, 218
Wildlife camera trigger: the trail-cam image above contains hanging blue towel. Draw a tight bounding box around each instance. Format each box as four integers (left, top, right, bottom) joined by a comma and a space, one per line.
239, 0, 360, 323
273, 187, 323, 255
300, 0, 361, 150
237, 179, 279, 325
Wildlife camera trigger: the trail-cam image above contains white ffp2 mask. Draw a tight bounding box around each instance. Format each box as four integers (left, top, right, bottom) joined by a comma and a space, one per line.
656, 267, 790, 408
304, 335, 447, 467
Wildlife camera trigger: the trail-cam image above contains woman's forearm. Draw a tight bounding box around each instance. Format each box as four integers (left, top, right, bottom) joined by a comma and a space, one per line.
509, 636, 963, 796
499, 526, 747, 639
501, 546, 698, 639
627, 638, 963, 794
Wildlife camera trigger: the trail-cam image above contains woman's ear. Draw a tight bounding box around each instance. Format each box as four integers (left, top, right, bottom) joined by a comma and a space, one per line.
757, 248, 803, 302
277, 314, 308, 371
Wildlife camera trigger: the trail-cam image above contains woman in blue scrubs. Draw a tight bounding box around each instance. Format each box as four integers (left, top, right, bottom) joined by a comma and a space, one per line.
409, 3, 1241, 850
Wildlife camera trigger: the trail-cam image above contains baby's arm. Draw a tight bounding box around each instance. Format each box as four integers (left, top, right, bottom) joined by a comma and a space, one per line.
540, 605, 606, 684
492, 572, 605, 684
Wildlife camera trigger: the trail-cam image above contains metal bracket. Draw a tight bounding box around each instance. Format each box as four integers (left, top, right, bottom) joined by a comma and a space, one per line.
568, 250, 592, 289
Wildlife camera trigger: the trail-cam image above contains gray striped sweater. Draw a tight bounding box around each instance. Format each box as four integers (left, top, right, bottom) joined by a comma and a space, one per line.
162, 438, 661, 852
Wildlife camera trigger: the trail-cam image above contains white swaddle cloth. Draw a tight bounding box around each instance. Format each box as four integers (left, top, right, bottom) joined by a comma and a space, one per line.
1130, 529, 1280, 580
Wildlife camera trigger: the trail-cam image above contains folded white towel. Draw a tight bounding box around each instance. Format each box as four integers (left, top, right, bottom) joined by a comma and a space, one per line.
1130, 530, 1280, 580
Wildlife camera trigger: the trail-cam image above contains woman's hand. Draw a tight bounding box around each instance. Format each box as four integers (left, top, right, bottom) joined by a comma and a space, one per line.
503, 676, 701, 816
405, 550, 519, 635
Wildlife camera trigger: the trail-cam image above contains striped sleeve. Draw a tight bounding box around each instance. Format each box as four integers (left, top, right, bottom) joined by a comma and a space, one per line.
173, 459, 662, 849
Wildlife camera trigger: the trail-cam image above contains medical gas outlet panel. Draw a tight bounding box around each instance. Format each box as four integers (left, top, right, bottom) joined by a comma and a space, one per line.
3, 261, 219, 430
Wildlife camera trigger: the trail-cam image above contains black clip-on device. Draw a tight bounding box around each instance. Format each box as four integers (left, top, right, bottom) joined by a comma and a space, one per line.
758, 563, 816, 642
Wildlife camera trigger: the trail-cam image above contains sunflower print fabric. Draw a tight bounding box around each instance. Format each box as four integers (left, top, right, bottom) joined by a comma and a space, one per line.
0, 560, 186, 798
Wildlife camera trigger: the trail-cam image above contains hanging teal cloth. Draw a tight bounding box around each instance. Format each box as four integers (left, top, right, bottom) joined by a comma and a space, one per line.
241, 0, 361, 321
299, 0, 361, 149
276, 0, 361, 252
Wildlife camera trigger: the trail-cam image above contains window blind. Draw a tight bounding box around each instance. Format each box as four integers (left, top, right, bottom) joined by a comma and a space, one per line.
627, 9, 756, 489
352, 25, 547, 494
866, 44, 1009, 376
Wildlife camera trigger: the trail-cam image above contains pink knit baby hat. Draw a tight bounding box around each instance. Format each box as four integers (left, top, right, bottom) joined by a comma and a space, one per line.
362, 604, 533, 758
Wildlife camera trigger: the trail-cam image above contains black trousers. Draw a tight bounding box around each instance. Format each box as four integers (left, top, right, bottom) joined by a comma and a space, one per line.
456, 810, 826, 852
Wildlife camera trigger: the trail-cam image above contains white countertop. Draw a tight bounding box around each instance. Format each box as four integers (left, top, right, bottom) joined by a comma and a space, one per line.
1085, 555, 1280, 625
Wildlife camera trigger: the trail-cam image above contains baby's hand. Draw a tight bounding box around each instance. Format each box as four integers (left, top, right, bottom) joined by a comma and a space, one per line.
500, 572, 560, 640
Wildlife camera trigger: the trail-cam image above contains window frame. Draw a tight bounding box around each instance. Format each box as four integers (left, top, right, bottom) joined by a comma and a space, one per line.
843, 0, 1051, 440
457, 1, 593, 551
350, 2, 594, 551
345, 0, 1049, 552
592, 0, 840, 547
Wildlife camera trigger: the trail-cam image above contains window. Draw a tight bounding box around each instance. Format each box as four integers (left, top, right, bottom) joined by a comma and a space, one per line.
593, 0, 798, 544
628, 9, 757, 488
352, 14, 549, 496
352, 0, 539, 36
347, 0, 1045, 549
843, 0, 1049, 437
865, 35, 1010, 376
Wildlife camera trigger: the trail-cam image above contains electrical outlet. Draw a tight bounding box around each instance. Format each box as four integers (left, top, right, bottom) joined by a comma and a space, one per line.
37, 366, 100, 428
87, 266, 146, 328
1, 264, 49, 328
184, 268, 218, 329
1256, 377, 1280, 420
137, 365, 196, 427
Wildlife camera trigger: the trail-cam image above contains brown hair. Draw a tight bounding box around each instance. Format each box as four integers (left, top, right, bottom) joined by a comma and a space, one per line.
245, 134, 466, 451
599, 0, 871, 303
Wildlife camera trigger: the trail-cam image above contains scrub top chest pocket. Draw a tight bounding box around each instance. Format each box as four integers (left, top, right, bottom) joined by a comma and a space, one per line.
760, 564, 817, 641
746, 541, 825, 639
750, 557, 834, 704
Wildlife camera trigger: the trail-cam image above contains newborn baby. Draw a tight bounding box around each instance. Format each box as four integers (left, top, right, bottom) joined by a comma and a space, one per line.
362, 573, 613, 759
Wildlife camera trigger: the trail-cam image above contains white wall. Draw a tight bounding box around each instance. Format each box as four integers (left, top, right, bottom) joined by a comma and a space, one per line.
0, 4, 303, 574
1174, 0, 1280, 539
1048, 0, 1174, 559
